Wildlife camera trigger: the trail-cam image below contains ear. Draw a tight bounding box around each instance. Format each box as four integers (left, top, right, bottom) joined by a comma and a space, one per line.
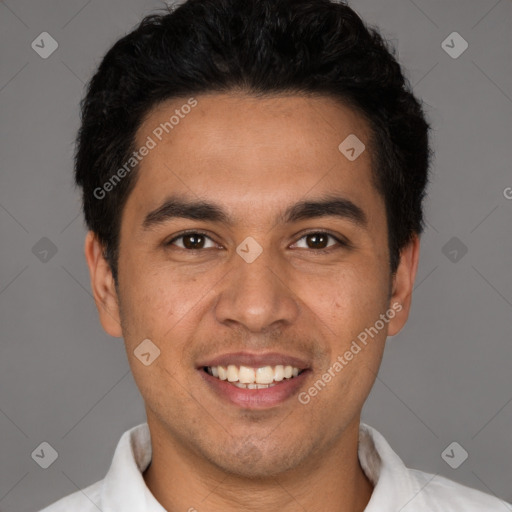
84, 231, 123, 338
387, 234, 420, 337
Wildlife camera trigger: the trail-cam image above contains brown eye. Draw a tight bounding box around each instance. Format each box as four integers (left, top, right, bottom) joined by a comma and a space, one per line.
182, 234, 206, 249
167, 232, 216, 250
305, 233, 330, 249
292, 231, 345, 252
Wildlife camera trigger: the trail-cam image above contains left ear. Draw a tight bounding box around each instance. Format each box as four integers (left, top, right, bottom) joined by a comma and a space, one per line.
387, 234, 421, 337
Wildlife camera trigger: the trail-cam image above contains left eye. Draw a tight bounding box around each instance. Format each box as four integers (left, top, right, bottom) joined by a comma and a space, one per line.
292, 232, 343, 251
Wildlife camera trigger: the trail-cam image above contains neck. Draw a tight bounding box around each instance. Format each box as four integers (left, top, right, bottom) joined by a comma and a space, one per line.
143, 415, 373, 512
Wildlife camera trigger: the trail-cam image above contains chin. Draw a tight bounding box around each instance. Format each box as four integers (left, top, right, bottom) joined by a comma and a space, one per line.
207, 441, 307, 479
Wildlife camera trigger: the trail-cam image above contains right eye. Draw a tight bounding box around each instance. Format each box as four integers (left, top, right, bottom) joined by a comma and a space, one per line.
165, 231, 218, 250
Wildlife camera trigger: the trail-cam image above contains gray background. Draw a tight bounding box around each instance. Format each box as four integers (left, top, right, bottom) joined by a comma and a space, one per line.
0, 0, 511, 510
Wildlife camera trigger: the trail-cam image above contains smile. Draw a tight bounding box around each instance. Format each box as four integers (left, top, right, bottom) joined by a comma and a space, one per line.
204, 364, 302, 389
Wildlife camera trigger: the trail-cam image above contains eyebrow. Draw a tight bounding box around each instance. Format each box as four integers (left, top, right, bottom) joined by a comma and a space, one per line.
142, 194, 368, 231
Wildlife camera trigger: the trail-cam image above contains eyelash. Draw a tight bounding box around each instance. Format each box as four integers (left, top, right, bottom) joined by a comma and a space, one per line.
165, 230, 350, 254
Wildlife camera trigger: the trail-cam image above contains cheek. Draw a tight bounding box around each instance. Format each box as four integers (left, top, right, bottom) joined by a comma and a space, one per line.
120, 259, 181, 325
119, 273, 193, 403
301, 263, 390, 400
306, 264, 389, 334
118, 265, 212, 371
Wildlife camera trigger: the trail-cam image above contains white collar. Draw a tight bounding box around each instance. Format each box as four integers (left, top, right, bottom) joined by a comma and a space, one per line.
101, 422, 166, 511
358, 423, 420, 511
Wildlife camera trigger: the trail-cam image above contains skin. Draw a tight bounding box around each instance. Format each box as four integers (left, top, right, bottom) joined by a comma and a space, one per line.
85, 93, 420, 512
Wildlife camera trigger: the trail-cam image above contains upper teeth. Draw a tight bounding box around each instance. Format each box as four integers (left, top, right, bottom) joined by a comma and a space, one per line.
207, 365, 300, 384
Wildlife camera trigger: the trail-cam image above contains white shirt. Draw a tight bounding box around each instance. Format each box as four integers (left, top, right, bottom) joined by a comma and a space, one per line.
39, 422, 511, 511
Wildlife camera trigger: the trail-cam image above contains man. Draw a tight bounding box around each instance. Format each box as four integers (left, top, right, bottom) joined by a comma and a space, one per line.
40, 0, 510, 510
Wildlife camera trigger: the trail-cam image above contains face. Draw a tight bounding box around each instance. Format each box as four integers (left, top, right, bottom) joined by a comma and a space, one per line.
86, 93, 419, 478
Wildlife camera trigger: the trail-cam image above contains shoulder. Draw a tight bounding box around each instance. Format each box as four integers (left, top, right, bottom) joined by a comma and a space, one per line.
37, 479, 103, 512
359, 424, 510, 511
408, 469, 511, 511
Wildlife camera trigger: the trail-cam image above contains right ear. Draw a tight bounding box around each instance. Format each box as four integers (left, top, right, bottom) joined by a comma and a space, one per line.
84, 231, 123, 337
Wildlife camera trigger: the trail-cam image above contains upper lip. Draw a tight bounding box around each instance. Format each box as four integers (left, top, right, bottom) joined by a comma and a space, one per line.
197, 352, 310, 370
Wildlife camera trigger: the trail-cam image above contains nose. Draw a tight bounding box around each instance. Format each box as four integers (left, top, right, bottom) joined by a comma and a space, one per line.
214, 243, 301, 334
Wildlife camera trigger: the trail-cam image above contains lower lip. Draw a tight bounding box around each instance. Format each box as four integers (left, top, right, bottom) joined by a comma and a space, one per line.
199, 369, 309, 409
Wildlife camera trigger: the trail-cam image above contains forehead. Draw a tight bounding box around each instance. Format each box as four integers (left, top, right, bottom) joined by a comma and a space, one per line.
127, 92, 381, 225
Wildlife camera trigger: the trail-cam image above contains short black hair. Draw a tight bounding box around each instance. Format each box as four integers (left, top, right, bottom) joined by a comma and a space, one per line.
75, 0, 432, 282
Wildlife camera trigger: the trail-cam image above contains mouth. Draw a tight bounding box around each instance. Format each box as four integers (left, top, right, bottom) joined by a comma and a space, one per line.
203, 364, 305, 389
197, 353, 310, 409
